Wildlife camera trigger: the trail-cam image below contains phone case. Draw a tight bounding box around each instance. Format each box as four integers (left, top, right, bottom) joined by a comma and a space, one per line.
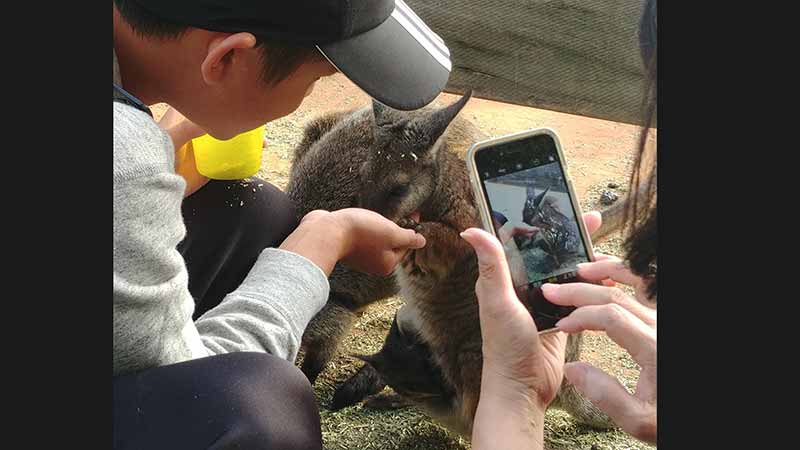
465, 128, 596, 335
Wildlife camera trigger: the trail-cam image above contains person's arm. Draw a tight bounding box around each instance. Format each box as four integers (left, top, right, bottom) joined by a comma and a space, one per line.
158, 106, 205, 155
114, 107, 425, 374
195, 208, 425, 358
472, 370, 549, 450
114, 170, 330, 370
157, 106, 210, 197
460, 227, 562, 450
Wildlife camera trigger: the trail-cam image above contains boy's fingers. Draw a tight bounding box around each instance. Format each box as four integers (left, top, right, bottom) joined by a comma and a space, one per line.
390, 225, 426, 249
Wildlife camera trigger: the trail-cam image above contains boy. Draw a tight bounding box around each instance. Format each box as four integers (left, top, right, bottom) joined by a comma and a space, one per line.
113, 1, 451, 448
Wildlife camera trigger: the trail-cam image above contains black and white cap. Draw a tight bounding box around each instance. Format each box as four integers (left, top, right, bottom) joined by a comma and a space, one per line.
129, 0, 452, 111
318, 0, 452, 110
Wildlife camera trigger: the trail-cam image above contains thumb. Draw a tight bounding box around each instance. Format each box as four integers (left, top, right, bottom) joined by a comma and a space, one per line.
460, 228, 516, 309
583, 210, 603, 235
391, 226, 426, 250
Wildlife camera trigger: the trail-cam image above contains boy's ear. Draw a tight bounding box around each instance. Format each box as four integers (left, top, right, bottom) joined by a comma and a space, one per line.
200, 32, 258, 86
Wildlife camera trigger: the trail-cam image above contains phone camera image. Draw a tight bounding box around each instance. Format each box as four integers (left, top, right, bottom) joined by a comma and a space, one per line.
487, 164, 588, 279
482, 147, 591, 330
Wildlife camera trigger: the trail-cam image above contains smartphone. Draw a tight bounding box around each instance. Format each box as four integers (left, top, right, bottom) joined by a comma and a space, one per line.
466, 128, 595, 334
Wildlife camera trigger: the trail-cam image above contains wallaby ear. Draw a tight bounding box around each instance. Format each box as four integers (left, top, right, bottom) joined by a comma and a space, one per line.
418, 90, 473, 147
533, 187, 551, 209
372, 99, 394, 127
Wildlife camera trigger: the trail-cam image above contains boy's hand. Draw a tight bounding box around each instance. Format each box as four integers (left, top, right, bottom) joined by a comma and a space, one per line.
330, 208, 426, 275
280, 209, 426, 277
497, 220, 540, 245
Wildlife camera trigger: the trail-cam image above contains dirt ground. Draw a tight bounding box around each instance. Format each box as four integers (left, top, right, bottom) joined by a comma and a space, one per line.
153, 73, 654, 450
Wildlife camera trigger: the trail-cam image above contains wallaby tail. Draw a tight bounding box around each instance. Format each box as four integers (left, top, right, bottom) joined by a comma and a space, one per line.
550, 333, 617, 430
590, 180, 652, 243
591, 196, 628, 243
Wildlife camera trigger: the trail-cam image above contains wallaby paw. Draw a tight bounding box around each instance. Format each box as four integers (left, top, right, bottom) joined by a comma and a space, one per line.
397, 217, 423, 233
362, 391, 412, 410
330, 381, 367, 411
299, 361, 322, 385
330, 363, 387, 411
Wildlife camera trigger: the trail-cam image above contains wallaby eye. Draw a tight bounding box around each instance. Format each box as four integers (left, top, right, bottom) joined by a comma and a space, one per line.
389, 185, 410, 198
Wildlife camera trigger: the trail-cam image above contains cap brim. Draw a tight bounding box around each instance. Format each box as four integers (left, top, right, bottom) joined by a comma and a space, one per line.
318, 3, 452, 111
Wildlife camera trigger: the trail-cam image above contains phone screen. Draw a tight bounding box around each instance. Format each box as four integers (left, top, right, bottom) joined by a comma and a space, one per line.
474, 132, 591, 331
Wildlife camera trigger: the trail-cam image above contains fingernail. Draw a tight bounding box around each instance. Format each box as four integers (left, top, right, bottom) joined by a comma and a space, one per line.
542, 283, 559, 293
576, 263, 590, 270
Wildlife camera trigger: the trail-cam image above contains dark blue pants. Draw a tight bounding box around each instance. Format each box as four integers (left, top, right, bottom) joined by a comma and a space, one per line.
178, 178, 300, 319
113, 179, 320, 449
112, 352, 322, 450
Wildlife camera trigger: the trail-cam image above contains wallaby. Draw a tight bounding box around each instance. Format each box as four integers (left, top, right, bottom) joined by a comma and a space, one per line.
287, 93, 620, 435
287, 95, 489, 384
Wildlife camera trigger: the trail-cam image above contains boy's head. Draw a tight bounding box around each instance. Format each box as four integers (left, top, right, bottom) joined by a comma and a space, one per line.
113, 0, 452, 139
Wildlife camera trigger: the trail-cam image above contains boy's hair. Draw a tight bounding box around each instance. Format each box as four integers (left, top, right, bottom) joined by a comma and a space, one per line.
114, 0, 324, 86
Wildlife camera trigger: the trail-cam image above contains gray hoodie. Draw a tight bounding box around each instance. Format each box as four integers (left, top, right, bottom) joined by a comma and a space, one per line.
113, 51, 328, 375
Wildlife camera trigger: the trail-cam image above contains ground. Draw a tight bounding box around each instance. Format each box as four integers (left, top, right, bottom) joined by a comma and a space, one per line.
153, 73, 655, 450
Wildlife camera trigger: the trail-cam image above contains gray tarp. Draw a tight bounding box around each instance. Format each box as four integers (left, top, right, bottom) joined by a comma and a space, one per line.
407, 0, 648, 125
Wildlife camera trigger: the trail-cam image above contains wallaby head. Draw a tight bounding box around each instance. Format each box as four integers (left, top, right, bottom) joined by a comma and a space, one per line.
357, 92, 472, 221
522, 186, 552, 226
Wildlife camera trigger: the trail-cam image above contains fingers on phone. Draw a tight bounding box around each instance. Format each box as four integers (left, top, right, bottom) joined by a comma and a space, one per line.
578, 258, 638, 285
592, 253, 617, 261
582, 211, 603, 234
558, 304, 655, 367
547, 283, 655, 327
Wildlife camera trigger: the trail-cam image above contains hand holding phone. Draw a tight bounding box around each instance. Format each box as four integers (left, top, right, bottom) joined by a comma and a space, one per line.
462, 211, 606, 447
466, 128, 596, 334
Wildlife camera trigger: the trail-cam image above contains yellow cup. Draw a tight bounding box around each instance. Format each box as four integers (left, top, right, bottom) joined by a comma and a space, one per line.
191, 125, 265, 180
